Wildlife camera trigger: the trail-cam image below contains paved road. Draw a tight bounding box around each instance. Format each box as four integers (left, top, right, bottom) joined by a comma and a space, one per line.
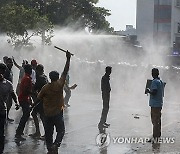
3, 92, 180, 154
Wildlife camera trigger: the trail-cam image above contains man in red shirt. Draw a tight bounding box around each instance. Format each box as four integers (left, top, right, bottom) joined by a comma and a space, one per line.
15, 64, 32, 140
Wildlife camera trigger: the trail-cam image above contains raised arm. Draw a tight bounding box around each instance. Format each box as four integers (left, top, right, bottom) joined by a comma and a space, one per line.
12, 56, 21, 69
61, 51, 71, 79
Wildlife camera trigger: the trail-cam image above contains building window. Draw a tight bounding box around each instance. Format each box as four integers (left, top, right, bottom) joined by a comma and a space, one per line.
176, 0, 180, 7
177, 23, 180, 33
154, 23, 171, 32
154, 6, 171, 22
155, 0, 171, 5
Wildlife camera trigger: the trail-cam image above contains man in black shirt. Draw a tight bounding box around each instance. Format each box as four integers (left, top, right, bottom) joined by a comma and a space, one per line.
30, 64, 48, 138
0, 63, 18, 153
4, 58, 14, 122
98, 66, 112, 129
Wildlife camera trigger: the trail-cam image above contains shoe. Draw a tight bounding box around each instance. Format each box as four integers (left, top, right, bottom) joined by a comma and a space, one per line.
98, 123, 108, 129
51, 144, 58, 154
7, 118, 14, 122
40, 135, 45, 140
29, 132, 41, 138
15, 134, 26, 141
102, 124, 109, 128
47, 151, 54, 154
104, 122, 110, 127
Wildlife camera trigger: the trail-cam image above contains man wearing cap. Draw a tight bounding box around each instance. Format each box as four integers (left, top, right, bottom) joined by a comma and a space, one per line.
33, 51, 71, 154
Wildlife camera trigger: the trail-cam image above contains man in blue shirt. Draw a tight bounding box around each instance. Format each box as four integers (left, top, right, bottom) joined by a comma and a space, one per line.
145, 68, 164, 139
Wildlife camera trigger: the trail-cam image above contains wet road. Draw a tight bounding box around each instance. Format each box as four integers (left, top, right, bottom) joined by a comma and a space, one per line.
3, 92, 180, 154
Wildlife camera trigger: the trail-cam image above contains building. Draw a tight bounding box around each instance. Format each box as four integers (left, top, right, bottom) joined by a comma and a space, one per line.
115, 25, 137, 36
136, 0, 180, 54
115, 25, 139, 45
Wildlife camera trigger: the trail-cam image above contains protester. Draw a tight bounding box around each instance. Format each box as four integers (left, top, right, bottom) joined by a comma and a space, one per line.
145, 68, 165, 142
29, 64, 48, 138
12, 57, 28, 95
0, 63, 18, 153
31, 59, 37, 85
4, 58, 14, 122
3, 56, 8, 64
15, 64, 33, 140
63, 72, 77, 107
98, 66, 112, 129
33, 51, 71, 154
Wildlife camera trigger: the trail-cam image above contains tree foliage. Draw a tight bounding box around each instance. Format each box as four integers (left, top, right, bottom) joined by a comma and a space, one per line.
2, 0, 114, 33
0, 2, 53, 50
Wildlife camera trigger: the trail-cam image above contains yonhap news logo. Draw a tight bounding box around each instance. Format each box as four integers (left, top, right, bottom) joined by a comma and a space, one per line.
112, 137, 175, 144
96, 133, 111, 148
96, 135, 175, 147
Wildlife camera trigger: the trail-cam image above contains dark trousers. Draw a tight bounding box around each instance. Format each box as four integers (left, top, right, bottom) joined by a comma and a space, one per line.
5, 95, 12, 118
64, 87, 71, 105
99, 92, 110, 124
31, 101, 45, 134
16, 102, 31, 135
151, 107, 162, 138
44, 111, 65, 151
0, 111, 6, 154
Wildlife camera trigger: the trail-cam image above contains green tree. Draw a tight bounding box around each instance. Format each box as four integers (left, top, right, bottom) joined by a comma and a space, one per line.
0, 2, 53, 50
10, 0, 114, 33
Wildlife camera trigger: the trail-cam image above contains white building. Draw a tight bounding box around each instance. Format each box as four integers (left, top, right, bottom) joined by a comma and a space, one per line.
115, 25, 136, 36
136, 0, 180, 52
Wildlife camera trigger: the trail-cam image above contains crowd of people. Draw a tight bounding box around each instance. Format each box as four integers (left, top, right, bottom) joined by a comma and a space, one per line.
0, 51, 78, 154
0, 51, 166, 154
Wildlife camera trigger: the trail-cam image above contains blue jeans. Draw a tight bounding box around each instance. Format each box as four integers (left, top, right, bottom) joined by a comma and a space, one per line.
44, 111, 65, 151
0, 110, 6, 153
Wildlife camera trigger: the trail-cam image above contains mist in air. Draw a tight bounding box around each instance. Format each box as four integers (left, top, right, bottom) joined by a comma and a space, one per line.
0, 28, 179, 111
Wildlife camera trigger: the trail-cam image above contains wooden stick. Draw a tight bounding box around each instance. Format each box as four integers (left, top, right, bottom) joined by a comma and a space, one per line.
54, 46, 74, 56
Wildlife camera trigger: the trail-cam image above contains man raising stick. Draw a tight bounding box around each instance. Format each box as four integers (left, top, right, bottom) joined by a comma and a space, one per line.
33, 51, 71, 154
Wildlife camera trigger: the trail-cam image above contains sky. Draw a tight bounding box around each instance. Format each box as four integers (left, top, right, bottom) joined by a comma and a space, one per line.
97, 0, 137, 31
